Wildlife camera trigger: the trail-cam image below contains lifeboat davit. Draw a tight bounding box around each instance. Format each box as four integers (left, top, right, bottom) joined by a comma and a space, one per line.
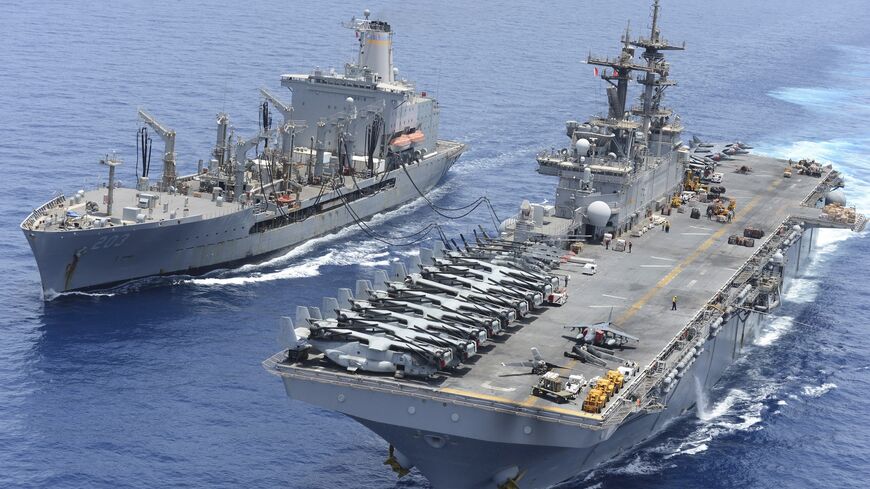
389, 134, 412, 152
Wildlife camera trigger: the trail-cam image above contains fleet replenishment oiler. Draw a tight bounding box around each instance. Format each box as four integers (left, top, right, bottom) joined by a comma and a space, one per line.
264, 3, 866, 488
21, 11, 464, 297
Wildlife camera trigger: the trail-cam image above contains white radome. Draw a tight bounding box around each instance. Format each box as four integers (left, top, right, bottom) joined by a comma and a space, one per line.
825, 189, 846, 206
587, 201, 611, 227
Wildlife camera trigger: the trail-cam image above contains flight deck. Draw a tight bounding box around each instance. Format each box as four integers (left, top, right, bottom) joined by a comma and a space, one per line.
267, 152, 857, 424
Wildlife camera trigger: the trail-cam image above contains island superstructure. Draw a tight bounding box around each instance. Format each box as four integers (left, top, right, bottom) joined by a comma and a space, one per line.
21, 11, 465, 296
525, 3, 686, 242
264, 3, 865, 488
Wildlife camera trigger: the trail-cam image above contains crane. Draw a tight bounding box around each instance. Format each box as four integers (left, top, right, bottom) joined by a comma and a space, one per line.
232, 128, 277, 203
137, 109, 176, 191
260, 88, 307, 164
212, 112, 230, 173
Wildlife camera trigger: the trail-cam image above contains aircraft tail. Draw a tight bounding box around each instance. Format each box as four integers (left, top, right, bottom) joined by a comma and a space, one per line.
295, 306, 312, 326
278, 316, 297, 348
355, 279, 374, 298
372, 270, 389, 290
338, 288, 354, 307
390, 261, 408, 281
322, 297, 340, 319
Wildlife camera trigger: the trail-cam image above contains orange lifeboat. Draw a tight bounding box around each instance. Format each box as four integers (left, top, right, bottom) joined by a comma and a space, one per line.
407, 131, 425, 145
389, 134, 412, 152
276, 194, 295, 206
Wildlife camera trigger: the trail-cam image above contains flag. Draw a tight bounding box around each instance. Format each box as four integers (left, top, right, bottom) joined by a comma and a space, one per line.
593, 67, 599, 77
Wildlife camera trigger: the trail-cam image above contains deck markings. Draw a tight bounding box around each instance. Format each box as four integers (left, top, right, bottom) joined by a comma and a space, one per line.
589, 305, 619, 308
481, 381, 516, 392
641, 264, 671, 268
688, 279, 698, 288
681, 232, 711, 236
615, 183, 774, 327
689, 225, 713, 231
650, 256, 676, 262
602, 294, 628, 300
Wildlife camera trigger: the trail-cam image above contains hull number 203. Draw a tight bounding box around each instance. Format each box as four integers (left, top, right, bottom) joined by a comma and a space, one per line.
91, 233, 130, 250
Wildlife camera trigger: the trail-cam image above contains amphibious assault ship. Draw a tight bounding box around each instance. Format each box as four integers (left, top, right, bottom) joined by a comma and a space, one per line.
21, 11, 464, 297
264, 3, 865, 488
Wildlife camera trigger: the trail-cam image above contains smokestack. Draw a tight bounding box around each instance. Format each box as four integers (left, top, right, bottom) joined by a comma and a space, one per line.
356, 11, 394, 83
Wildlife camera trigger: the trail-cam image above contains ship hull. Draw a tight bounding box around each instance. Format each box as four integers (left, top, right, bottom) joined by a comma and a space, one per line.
22, 147, 462, 296
277, 225, 817, 489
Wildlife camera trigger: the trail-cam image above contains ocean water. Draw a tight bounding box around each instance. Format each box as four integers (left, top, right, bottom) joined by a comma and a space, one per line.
1, 0, 868, 488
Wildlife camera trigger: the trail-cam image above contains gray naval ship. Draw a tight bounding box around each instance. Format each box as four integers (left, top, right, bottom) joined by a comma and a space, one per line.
20, 11, 465, 297
264, 3, 866, 488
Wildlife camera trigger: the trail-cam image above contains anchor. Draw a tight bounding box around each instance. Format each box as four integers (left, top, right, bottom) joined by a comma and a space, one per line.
383, 444, 411, 478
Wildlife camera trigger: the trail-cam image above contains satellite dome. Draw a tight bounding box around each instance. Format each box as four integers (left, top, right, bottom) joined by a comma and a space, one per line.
825, 189, 846, 206
345, 96, 354, 104
575, 139, 591, 155
587, 201, 611, 227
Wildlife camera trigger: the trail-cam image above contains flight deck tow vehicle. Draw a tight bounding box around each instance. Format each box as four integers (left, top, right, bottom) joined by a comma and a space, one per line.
531, 372, 585, 403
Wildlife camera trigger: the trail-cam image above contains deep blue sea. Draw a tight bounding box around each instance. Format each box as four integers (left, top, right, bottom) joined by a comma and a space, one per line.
1, 0, 868, 487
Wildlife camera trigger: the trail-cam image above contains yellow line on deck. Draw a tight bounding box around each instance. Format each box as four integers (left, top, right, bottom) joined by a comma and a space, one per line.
615, 182, 778, 325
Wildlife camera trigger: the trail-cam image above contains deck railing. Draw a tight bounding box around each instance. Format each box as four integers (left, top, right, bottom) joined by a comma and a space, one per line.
21, 194, 66, 230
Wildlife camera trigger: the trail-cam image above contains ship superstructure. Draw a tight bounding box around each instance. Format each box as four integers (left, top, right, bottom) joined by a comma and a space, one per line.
521, 3, 686, 242
21, 11, 465, 297
264, 3, 865, 488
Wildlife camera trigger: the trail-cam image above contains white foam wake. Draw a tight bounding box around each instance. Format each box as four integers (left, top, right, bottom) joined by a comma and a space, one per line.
605, 454, 663, 475
45, 289, 117, 301
187, 249, 391, 287
754, 138, 870, 213
756, 316, 795, 347
802, 382, 837, 398
660, 387, 767, 461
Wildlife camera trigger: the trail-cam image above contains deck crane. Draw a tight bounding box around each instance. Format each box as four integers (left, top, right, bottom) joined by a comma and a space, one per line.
259, 88, 308, 174
137, 109, 176, 191
232, 128, 277, 203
